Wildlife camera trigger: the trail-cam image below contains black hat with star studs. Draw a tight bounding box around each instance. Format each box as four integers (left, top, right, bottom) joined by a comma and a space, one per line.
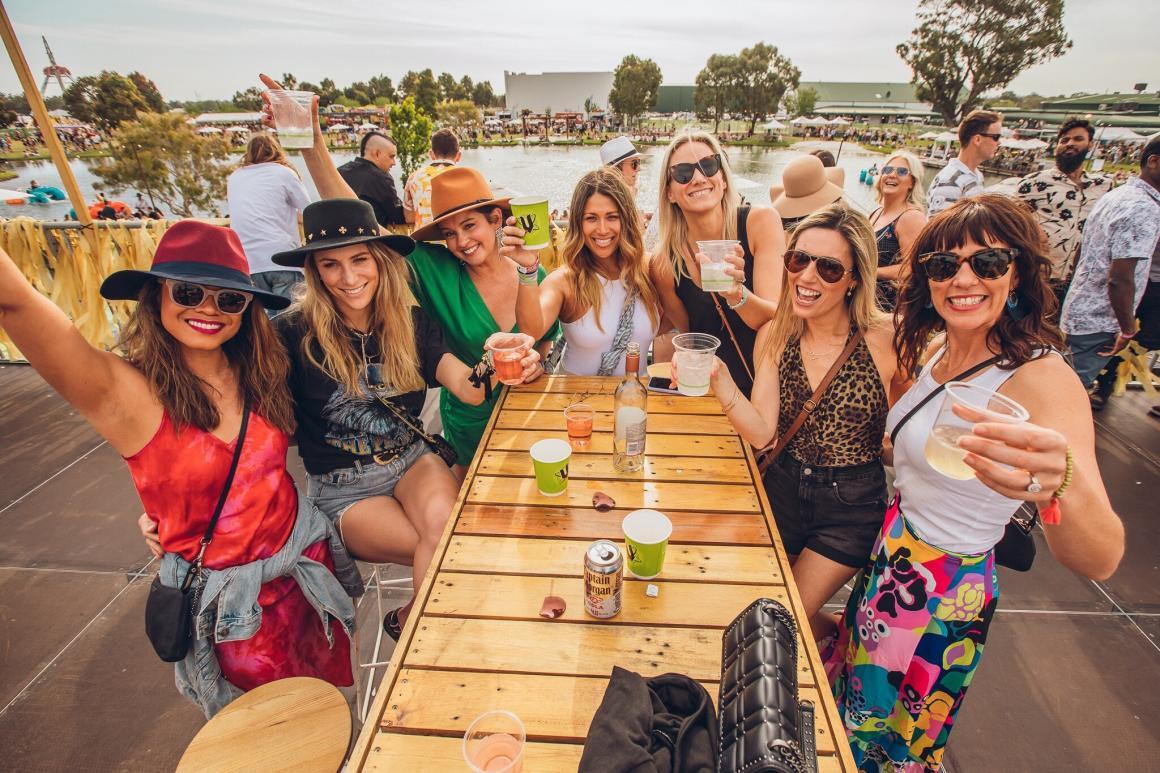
271, 198, 415, 268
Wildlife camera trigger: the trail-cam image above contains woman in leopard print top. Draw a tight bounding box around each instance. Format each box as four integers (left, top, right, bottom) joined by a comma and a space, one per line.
698, 203, 910, 642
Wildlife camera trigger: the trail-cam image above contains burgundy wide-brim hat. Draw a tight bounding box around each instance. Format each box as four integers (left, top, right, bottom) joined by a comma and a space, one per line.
100, 220, 291, 310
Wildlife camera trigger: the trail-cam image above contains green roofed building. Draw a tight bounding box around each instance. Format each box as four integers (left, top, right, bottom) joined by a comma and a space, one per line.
994, 92, 1160, 133
653, 85, 695, 114
799, 81, 937, 120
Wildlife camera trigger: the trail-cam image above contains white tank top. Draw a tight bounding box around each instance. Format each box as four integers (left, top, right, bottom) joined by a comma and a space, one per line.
887, 347, 1058, 554
561, 274, 658, 376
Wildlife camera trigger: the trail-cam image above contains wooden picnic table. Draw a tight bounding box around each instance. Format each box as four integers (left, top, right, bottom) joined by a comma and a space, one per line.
350, 375, 856, 771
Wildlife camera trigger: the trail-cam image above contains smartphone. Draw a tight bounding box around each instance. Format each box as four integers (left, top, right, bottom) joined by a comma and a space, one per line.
647, 376, 681, 395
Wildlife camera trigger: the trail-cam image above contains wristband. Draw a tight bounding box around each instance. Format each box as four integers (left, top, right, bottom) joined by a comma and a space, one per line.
515, 260, 539, 276
727, 285, 749, 310
1118, 330, 1136, 339
518, 270, 539, 286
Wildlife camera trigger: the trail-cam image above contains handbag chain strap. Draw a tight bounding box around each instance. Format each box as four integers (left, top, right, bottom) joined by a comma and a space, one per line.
709, 292, 755, 384
182, 403, 250, 591
757, 330, 865, 474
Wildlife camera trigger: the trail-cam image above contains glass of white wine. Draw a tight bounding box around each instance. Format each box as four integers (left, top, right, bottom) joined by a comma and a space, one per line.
924, 381, 1029, 480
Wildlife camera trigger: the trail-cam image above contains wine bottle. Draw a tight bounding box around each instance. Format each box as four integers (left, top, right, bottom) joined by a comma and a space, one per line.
613, 342, 647, 472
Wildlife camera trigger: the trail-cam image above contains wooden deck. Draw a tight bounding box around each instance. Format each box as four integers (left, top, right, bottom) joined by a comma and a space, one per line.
350, 374, 856, 771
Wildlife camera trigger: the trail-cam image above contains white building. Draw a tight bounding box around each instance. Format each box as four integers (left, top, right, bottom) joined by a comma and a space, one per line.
503, 71, 614, 115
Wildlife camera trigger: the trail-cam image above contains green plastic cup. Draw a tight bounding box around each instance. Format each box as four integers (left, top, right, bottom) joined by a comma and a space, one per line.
622, 509, 673, 580
530, 438, 571, 497
510, 196, 551, 250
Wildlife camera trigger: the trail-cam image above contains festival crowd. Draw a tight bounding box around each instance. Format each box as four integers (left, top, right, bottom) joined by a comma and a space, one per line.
3, 75, 1156, 770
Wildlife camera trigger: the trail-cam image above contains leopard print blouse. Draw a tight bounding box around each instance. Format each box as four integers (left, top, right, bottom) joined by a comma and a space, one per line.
776, 331, 887, 467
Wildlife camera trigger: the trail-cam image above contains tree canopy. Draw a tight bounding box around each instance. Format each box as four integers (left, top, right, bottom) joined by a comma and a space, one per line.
784, 86, 818, 117
63, 71, 162, 131
694, 43, 800, 134
694, 54, 740, 133
609, 55, 663, 128
389, 96, 434, 180
897, 0, 1072, 125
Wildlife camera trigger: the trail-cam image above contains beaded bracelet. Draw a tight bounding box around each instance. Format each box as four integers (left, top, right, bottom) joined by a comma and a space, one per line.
518, 270, 539, 287
1053, 446, 1074, 498
515, 259, 540, 276
727, 285, 749, 310
1038, 445, 1073, 526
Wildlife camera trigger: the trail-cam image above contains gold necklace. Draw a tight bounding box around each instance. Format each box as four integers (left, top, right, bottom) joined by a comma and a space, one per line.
801, 333, 845, 361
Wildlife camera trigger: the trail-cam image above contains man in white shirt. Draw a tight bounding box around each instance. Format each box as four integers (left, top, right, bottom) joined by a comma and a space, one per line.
927, 110, 1002, 215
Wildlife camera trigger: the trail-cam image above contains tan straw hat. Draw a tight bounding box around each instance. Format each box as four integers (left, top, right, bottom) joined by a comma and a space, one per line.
768, 156, 845, 219
410, 166, 511, 242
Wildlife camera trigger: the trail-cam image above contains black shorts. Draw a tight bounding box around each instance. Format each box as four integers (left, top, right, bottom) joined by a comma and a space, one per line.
762, 454, 887, 569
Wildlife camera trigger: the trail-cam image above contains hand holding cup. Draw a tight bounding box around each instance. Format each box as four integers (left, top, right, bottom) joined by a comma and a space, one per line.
499, 216, 541, 269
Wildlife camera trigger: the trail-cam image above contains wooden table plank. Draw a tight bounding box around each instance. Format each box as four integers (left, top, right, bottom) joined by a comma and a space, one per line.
428, 573, 788, 628
442, 535, 783, 584
486, 428, 746, 458
380, 668, 838, 755
404, 617, 817, 687
363, 734, 848, 773
503, 390, 725, 415
476, 448, 753, 483
495, 408, 736, 435
455, 504, 771, 546
468, 476, 762, 513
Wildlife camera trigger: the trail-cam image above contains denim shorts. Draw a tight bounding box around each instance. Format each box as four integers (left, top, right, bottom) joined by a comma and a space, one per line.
306, 439, 430, 527
763, 454, 887, 568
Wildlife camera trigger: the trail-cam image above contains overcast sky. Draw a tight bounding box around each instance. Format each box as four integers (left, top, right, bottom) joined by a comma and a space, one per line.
4, 0, 1156, 102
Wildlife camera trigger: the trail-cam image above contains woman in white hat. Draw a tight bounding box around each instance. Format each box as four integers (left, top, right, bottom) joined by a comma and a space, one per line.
601, 135, 644, 195
651, 130, 786, 397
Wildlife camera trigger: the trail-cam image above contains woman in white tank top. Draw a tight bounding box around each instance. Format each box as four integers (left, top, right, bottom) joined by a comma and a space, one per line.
826, 194, 1124, 772
508, 169, 661, 376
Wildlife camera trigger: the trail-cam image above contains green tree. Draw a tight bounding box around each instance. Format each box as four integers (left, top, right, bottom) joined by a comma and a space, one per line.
608, 55, 663, 128
316, 78, 341, 107
897, 0, 1072, 125
344, 81, 373, 105
400, 69, 440, 116
63, 71, 151, 131
437, 72, 463, 101
437, 99, 482, 130
368, 74, 395, 102
127, 72, 165, 113
731, 42, 799, 135
93, 112, 232, 217
389, 96, 434, 180
784, 85, 818, 117
459, 75, 475, 103
280, 73, 299, 90
231, 86, 263, 111
694, 54, 741, 132
472, 80, 497, 108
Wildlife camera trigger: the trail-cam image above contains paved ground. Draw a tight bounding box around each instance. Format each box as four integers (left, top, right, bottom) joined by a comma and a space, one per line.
1, 362, 1157, 772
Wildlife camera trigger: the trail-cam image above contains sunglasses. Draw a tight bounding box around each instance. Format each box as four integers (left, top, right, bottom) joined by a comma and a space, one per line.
621, 158, 641, 171
979, 132, 1002, 142
166, 280, 253, 315
881, 165, 911, 177
784, 249, 854, 284
669, 154, 722, 185
918, 247, 1018, 282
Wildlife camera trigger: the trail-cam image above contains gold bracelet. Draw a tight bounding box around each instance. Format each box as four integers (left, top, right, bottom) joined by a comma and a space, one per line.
1053, 445, 1074, 498
722, 386, 740, 413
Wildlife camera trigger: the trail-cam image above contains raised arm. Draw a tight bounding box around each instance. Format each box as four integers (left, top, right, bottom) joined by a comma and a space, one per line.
501, 218, 567, 340
701, 324, 780, 449
0, 247, 154, 450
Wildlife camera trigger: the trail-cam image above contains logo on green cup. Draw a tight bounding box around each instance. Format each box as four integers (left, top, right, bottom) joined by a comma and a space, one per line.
530, 438, 571, 497
510, 196, 550, 250
622, 509, 673, 580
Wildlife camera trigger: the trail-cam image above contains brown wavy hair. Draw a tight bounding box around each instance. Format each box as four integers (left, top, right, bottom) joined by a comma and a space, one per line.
241, 133, 300, 178
118, 282, 295, 433
894, 193, 1064, 375
560, 168, 660, 331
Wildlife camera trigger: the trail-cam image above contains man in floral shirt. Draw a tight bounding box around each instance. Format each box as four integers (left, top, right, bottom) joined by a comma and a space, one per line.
1061, 134, 1160, 392
1015, 119, 1112, 309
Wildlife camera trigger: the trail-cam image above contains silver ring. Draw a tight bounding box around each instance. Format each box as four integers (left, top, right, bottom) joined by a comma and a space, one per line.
1026, 472, 1043, 494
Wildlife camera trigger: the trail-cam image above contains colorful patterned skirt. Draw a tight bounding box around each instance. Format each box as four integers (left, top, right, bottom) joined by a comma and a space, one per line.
824, 497, 998, 772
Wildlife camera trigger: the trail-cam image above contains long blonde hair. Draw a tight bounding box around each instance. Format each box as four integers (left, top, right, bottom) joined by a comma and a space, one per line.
241, 133, 300, 178
874, 150, 926, 210
560, 169, 660, 331
655, 130, 742, 280
761, 203, 887, 364
294, 242, 424, 395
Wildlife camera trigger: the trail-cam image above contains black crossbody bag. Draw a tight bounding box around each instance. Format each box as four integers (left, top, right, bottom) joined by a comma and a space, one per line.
373, 393, 458, 467
889, 357, 1038, 571
144, 405, 250, 662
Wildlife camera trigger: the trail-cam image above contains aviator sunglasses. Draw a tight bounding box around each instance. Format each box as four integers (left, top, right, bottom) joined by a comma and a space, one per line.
166, 280, 253, 315
669, 153, 722, 184
784, 249, 854, 284
880, 165, 911, 177
918, 247, 1018, 282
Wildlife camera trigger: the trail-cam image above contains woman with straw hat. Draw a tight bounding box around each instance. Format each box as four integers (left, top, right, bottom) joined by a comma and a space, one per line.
768, 154, 846, 234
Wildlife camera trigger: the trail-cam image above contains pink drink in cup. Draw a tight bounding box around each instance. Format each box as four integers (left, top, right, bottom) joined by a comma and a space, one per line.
486, 332, 535, 386
463, 710, 525, 773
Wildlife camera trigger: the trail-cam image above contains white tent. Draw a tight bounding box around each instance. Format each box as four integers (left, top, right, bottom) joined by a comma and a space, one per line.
1095, 126, 1147, 143
225, 126, 250, 133
327, 123, 352, 132
1000, 138, 1048, 151
933, 131, 958, 143
358, 122, 378, 130
197, 126, 222, 134
828, 117, 851, 125
918, 131, 942, 140
761, 119, 786, 131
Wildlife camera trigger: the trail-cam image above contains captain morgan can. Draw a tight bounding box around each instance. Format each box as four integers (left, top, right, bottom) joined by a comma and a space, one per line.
584, 539, 623, 618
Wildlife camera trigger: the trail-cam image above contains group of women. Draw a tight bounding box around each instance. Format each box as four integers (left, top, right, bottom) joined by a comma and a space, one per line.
0, 76, 1125, 771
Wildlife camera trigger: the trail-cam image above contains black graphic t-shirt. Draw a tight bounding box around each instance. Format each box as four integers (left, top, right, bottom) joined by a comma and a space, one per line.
276, 308, 448, 475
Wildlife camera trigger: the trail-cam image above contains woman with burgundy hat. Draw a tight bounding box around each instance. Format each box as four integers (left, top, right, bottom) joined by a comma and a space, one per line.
258, 72, 558, 478
269, 197, 541, 640
0, 221, 356, 718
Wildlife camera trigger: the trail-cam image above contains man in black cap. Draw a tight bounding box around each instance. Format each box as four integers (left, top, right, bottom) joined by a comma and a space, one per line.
338, 131, 406, 227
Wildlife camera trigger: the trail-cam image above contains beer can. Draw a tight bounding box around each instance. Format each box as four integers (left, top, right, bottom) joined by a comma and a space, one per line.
584, 539, 623, 618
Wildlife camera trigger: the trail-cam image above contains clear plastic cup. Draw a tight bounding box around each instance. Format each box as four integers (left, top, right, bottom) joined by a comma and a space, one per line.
564, 402, 595, 439
696, 240, 739, 293
671, 333, 721, 396
486, 332, 535, 386
267, 90, 316, 149
924, 381, 1029, 480
463, 710, 525, 773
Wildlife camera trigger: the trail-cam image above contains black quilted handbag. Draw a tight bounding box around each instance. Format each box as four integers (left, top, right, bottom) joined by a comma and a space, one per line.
717, 599, 817, 773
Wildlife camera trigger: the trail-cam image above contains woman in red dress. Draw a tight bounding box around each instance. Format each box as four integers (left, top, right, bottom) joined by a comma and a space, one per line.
0, 221, 353, 717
